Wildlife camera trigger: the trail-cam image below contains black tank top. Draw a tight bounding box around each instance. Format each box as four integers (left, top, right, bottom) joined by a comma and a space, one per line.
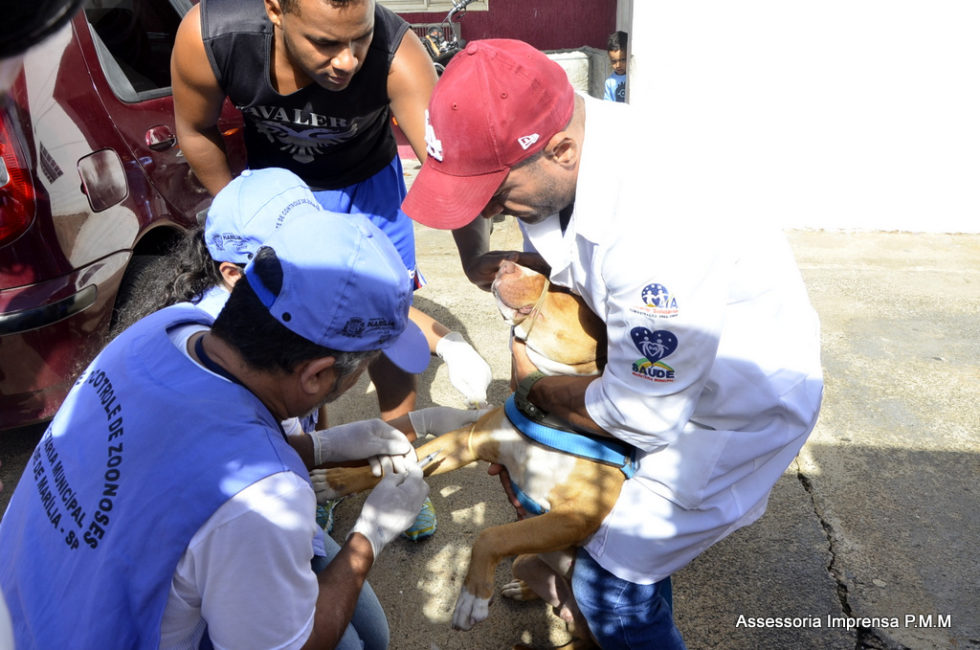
201, 0, 408, 189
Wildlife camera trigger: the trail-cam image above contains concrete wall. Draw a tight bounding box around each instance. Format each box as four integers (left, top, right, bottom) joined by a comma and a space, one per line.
546, 48, 607, 100
627, 1, 979, 233
398, 0, 616, 51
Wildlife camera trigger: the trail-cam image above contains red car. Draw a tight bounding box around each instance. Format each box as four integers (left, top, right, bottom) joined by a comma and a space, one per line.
0, 0, 245, 430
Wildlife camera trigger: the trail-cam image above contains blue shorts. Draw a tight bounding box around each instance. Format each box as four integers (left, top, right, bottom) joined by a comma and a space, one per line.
572, 547, 686, 649
312, 156, 425, 290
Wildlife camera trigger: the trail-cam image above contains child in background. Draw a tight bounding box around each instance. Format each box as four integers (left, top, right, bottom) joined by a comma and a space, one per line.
604, 30, 629, 102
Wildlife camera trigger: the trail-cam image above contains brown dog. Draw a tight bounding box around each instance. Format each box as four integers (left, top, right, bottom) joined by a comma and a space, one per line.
314, 261, 623, 647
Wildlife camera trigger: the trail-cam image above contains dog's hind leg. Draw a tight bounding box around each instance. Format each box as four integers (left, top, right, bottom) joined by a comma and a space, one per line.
504, 549, 575, 604
507, 551, 595, 648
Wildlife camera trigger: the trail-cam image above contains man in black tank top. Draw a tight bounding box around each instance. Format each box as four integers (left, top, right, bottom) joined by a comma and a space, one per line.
173, 0, 429, 194
171, 0, 493, 428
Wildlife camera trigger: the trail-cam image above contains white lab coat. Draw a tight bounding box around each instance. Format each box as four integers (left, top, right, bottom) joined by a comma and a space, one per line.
521, 95, 824, 584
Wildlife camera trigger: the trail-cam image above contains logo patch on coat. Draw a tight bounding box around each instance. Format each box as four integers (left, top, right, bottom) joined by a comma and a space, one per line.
630, 283, 679, 319
630, 327, 677, 383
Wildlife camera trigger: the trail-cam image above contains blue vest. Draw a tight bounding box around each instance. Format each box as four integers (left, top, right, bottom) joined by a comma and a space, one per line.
0, 306, 316, 649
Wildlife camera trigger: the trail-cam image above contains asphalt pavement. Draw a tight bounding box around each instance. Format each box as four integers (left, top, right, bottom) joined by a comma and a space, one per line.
1, 160, 977, 649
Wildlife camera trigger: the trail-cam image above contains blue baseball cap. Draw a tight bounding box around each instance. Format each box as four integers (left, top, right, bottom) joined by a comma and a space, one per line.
205, 168, 320, 264
243, 210, 430, 374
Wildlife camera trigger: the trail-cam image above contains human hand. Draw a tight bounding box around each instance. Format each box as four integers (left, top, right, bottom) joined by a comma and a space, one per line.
408, 405, 493, 437
511, 252, 550, 278
487, 463, 529, 520
463, 250, 520, 291
310, 419, 415, 476
435, 332, 492, 408
509, 338, 540, 385
349, 464, 429, 562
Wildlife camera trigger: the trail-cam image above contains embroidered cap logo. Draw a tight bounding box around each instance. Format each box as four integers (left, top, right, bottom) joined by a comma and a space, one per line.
517, 133, 539, 150
424, 109, 443, 161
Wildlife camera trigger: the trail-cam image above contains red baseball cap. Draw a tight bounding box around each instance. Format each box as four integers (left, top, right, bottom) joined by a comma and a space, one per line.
402, 39, 574, 230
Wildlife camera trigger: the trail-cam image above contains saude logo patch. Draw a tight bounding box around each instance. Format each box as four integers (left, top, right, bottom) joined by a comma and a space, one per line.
630, 327, 677, 383
630, 283, 679, 319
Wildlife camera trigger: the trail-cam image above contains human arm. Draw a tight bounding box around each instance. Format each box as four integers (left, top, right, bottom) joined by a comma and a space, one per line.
170, 4, 235, 195
511, 304, 716, 450
511, 338, 608, 436
300, 533, 373, 649
387, 28, 438, 162
486, 463, 530, 520
453, 219, 508, 291
513, 217, 729, 451
408, 307, 492, 407
293, 408, 488, 472
603, 76, 616, 102
177, 471, 425, 649
304, 466, 428, 647
307, 407, 488, 503
451, 218, 551, 291
293, 419, 415, 476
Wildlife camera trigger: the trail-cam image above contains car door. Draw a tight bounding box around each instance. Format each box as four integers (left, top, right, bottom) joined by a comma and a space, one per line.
76, 0, 245, 236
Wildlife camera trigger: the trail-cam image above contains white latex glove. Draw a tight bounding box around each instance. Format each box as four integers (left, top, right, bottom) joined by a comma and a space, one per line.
311, 419, 415, 477
280, 416, 304, 437
408, 405, 493, 438
436, 331, 492, 408
349, 464, 429, 562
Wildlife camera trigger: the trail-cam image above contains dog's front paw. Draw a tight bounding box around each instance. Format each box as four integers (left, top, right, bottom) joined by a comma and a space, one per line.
451, 589, 490, 630
309, 468, 345, 502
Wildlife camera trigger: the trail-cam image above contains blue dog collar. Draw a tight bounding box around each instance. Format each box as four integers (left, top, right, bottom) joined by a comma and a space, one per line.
503, 395, 636, 479
509, 478, 549, 516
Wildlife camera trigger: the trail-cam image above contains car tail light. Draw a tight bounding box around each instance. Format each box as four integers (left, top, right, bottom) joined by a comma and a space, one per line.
0, 109, 36, 247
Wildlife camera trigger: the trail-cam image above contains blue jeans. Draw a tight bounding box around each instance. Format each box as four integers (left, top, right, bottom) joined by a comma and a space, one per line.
572, 548, 686, 649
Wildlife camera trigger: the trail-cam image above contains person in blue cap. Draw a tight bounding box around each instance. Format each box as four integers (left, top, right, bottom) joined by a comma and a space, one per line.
157, 166, 481, 539
0, 210, 445, 649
